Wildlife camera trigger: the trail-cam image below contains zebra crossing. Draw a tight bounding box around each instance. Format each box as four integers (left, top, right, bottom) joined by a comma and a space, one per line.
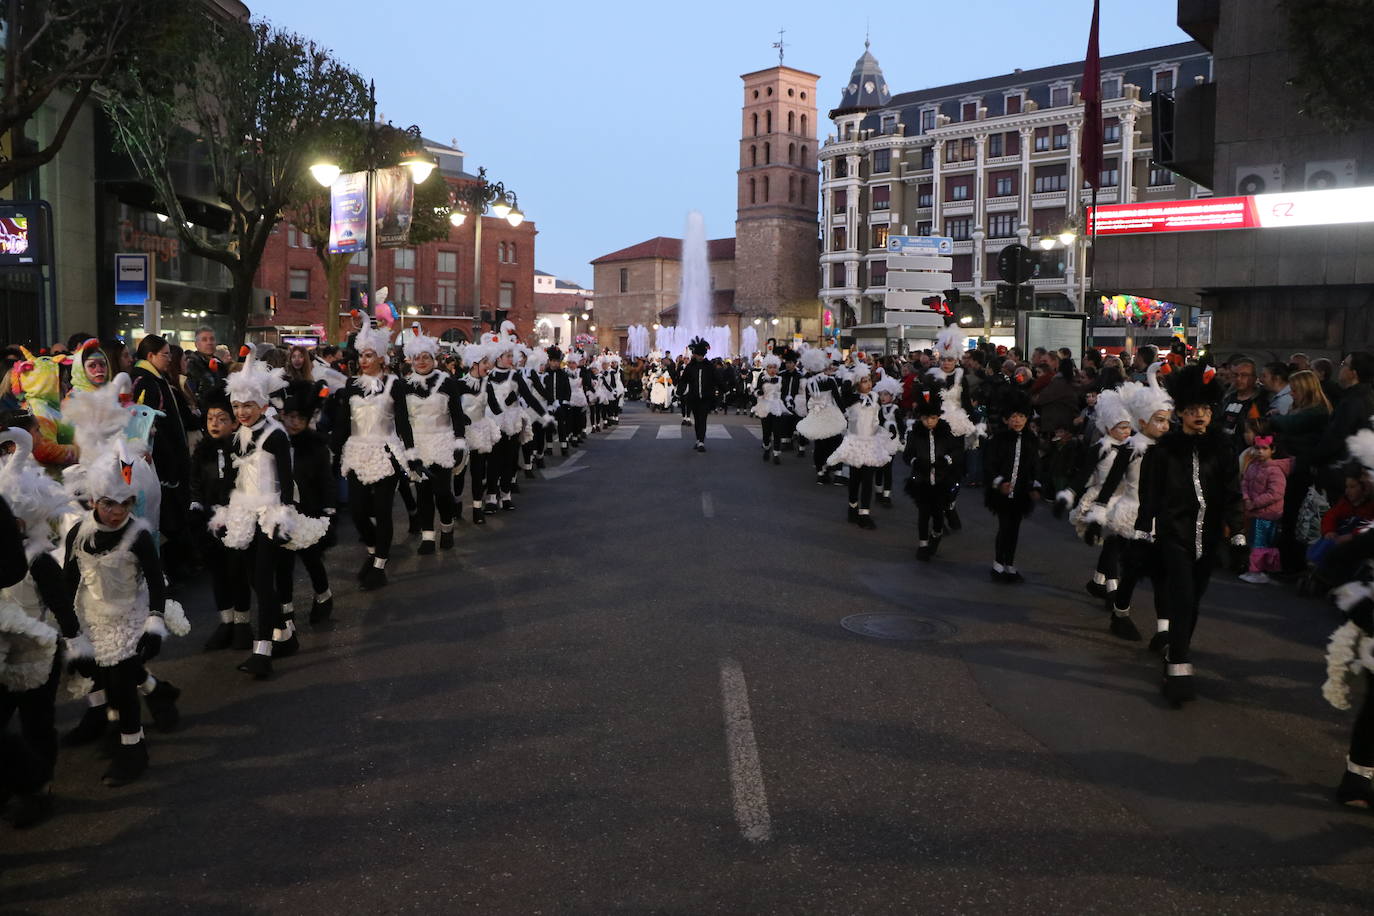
597, 423, 763, 442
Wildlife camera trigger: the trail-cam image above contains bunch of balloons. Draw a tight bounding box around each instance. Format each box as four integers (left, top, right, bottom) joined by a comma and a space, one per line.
1100, 293, 1176, 326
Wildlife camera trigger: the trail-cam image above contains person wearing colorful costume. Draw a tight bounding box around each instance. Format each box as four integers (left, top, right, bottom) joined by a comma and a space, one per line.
8, 347, 77, 468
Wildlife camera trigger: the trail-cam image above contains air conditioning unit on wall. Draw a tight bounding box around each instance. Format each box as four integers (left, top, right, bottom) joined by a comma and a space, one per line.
1234, 164, 1284, 195
1304, 159, 1357, 190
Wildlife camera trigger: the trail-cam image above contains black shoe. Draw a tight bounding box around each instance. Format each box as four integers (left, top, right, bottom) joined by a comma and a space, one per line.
417, 539, 436, 556
102, 740, 148, 787
510, 480, 521, 494
483, 501, 498, 516
823, 472, 835, 486
10, 788, 53, 828
143, 680, 181, 732
1148, 631, 1170, 655
63, 705, 109, 747
857, 514, 876, 530
231, 622, 254, 651
695, 443, 705, 452
1109, 614, 1143, 642
1004, 569, 1025, 584
502, 498, 515, 511
273, 631, 300, 658
358, 555, 376, 581
524, 468, 536, 479
561, 446, 570, 457
310, 595, 333, 624
360, 565, 388, 591
1337, 770, 1374, 808
237, 652, 273, 679
916, 543, 933, 561
202, 622, 234, 652
681, 418, 691, 426
407, 514, 421, 535
878, 494, 893, 507
990, 567, 1007, 583
439, 530, 455, 550
535, 456, 546, 469
848, 507, 860, 525
1161, 674, 1195, 706
472, 508, 485, 526
816, 473, 827, 486
762, 448, 771, 462
773, 454, 781, 465
1085, 580, 1110, 600
930, 534, 943, 555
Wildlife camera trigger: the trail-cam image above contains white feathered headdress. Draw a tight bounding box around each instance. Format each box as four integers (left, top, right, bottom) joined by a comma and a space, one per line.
1093, 387, 1133, 434
941, 368, 978, 438
527, 347, 549, 371
461, 342, 491, 367
353, 312, 391, 359
62, 382, 140, 504
1124, 361, 1174, 425
935, 325, 963, 362
762, 354, 781, 370
225, 344, 287, 407
401, 325, 440, 361
874, 375, 902, 398
0, 452, 70, 547
798, 347, 827, 374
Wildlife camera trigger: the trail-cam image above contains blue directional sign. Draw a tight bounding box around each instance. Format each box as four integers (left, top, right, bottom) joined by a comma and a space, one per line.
115, 253, 153, 306
887, 235, 954, 255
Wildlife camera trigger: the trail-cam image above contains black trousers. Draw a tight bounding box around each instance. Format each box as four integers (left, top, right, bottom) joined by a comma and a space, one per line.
761, 415, 780, 450
228, 531, 284, 636
0, 654, 61, 783
1095, 536, 1123, 584
415, 463, 457, 529
1113, 539, 1167, 619
1350, 673, 1374, 768
813, 435, 841, 473
104, 655, 150, 738
1158, 540, 1215, 665
487, 434, 519, 497
994, 508, 1023, 566
876, 457, 896, 494
203, 536, 246, 613
847, 466, 875, 509
916, 491, 950, 541
396, 476, 417, 515
457, 451, 489, 509
687, 400, 710, 443
348, 472, 399, 560
277, 542, 330, 603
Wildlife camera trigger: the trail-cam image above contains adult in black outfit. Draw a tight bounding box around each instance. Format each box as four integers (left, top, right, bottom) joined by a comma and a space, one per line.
678, 337, 719, 452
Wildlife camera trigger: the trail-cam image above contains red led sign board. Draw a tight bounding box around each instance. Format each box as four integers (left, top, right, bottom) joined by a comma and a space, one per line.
1088, 186, 1374, 236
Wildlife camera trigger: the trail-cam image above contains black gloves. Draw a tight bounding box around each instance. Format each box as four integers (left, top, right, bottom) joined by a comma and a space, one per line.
136, 631, 162, 662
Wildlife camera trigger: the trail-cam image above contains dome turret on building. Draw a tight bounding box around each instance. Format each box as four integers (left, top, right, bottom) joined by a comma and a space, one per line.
829, 40, 891, 118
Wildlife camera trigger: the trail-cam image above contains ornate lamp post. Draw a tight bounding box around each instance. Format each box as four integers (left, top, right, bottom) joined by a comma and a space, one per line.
448, 166, 524, 335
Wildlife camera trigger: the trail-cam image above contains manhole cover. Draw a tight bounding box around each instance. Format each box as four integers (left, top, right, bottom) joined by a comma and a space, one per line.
840, 613, 955, 641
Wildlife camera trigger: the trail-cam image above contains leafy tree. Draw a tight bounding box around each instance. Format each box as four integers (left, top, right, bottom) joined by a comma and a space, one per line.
102, 20, 369, 343
0, 0, 187, 191
1281, 0, 1374, 131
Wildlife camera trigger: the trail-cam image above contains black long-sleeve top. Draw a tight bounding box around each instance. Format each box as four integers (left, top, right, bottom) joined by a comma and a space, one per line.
1135, 428, 1244, 557
289, 428, 335, 516
30, 552, 79, 638
539, 368, 573, 404
330, 374, 416, 453
904, 419, 965, 493
679, 358, 719, 404
779, 370, 804, 412
63, 516, 165, 616
0, 497, 27, 589
188, 434, 237, 511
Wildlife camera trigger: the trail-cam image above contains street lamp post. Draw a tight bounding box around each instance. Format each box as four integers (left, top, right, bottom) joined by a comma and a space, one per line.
310, 80, 435, 336
448, 166, 524, 338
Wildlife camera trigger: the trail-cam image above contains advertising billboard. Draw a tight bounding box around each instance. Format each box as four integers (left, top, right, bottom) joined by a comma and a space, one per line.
1088, 186, 1374, 236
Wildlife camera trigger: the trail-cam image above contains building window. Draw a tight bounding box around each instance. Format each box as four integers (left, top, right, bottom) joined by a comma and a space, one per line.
951, 254, 972, 283
915, 220, 933, 236
917, 184, 933, 207
869, 260, 887, 286
800, 144, 808, 163
1007, 131, 1021, 156
436, 279, 457, 315
497, 242, 506, 263
1034, 127, 1050, 152
830, 263, 846, 288
288, 268, 310, 300
871, 224, 889, 249
1050, 84, 1071, 107
920, 108, 936, 133
801, 176, 808, 201
1103, 118, 1121, 143
873, 148, 891, 173
752, 113, 758, 136
833, 189, 847, 211
945, 142, 959, 164
788, 110, 795, 132
1005, 92, 1022, 114
788, 175, 796, 202
988, 213, 1016, 238
992, 173, 1016, 196
961, 137, 976, 161
749, 177, 756, 204
508, 242, 517, 263
619, 268, 628, 293
832, 227, 847, 251
764, 141, 771, 163
1099, 158, 1119, 187
1033, 206, 1065, 236
1102, 76, 1122, 99
961, 101, 977, 121
288, 227, 311, 248
352, 249, 368, 268
437, 250, 457, 273
765, 110, 772, 132
919, 147, 933, 169
947, 178, 971, 201
945, 217, 971, 240
500, 281, 514, 310
1154, 67, 1176, 94
871, 185, 890, 211
880, 114, 897, 134
1052, 124, 1069, 150
1149, 166, 1175, 187
801, 114, 808, 135
988, 134, 1004, 158
394, 277, 415, 303
394, 248, 416, 270
750, 145, 757, 166
834, 158, 848, 178
788, 142, 796, 164
1034, 164, 1067, 192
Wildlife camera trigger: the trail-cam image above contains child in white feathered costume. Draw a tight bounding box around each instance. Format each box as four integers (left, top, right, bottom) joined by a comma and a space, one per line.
828, 366, 902, 529
874, 374, 905, 505
797, 347, 848, 485
752, 354, 786, 463
60, 387, 189, 786
454, 342, 500, 525
402, 329, 463, 553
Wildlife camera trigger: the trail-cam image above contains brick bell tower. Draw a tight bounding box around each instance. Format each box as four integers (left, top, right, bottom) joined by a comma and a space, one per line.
735, 63, 822, 339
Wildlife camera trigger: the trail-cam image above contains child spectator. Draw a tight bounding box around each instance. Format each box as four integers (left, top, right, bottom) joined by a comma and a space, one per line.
1240, 433, 1291, 583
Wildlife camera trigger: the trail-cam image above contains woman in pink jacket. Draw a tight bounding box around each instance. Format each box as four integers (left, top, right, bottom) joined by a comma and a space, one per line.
1240, 434, 1291, 583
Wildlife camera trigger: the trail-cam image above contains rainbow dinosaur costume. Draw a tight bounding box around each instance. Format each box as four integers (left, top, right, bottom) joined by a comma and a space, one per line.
9, 347, 76, 468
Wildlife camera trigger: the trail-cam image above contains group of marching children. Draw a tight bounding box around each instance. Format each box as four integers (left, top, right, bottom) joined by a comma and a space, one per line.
0, 318, 622, 813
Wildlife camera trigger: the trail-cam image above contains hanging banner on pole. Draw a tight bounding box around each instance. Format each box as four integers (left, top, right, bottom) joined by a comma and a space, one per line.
373, 166, 414, 249
327, 171, 368, 254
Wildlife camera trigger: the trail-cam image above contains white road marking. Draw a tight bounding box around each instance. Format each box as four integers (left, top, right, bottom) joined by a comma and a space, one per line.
745, 426, 763, 439
542, 451, 586, 480
705, 426, 729, 439
607, 424, 640, 440
701, 492, 714, 518
719, 657, 772, 844
656, 425, 681, 439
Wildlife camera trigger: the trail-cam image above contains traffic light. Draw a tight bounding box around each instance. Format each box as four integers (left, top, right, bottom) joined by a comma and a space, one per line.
943, 288, 961, 305
922, 295, 942, 311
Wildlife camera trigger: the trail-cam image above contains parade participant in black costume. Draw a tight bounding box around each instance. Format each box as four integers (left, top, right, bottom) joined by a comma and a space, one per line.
874, 374, 905, 505
454, 343, 500, 525
189, 385, 250, 651
276, 382, 338, 619
678, 337, 719, 452
484, 323, 547, 512
565, 349, 590, 447
521, 348, 555, 471
401, 330, 463, 552
828, 366, 902, 529
904, 385, 965, 560
778, 349, 806, 456
984, 387, 1041, 583
796, 347, 847, 483
752, 353, 785, 464
333, 316, 423, 592
1135, 362, 1245, 705
539, 346, 573, 457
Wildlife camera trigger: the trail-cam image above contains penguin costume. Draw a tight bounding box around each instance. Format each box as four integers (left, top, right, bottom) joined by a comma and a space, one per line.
1059, 386, 1136, 611
752, 353, 785, 463
484, 322, 548, 511
778, 349, 805, 456
796, 347, 847, 483
402, 330, 463, 552
538, 346, 574, 456
276, 381, 337, 626
904, 385, 965, 559
454, 342, 499, 525
983, 386, 1041, 583
1135, 362, 1244, 705
873, 374, 905, 505
189, 381, 251, 652
828, 365, 902, 529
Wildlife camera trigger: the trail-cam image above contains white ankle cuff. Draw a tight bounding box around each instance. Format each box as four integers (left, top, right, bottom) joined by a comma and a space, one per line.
137, 675, 158, 696
88, 689, 106, 706
120, 729, 144, 746
1348, 757, 1374, 779
233, 611, 251, 624
253, 640, 273, 656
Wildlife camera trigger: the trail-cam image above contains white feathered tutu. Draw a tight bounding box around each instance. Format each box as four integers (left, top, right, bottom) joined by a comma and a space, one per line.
827, 431, 902, 468
412, 428, 460, 468
0, 599, 58, 691
751, 394, 785, 419
797, 400, 846, 440
209, 490, 330, 551
465, 416, 500, 454
495, 405, 524, 438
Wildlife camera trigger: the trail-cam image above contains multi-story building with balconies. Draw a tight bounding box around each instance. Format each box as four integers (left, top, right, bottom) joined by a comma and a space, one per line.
819, 40, 1211, 352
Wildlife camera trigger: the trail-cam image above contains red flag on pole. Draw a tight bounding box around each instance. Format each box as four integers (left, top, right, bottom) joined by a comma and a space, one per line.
1080, 0, 1103, 192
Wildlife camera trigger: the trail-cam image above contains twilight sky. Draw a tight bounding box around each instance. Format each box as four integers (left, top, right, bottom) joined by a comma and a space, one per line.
252, 0, 1188, 288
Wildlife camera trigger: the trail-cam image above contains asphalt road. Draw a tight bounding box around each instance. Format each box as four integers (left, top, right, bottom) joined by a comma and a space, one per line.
4, 401, 1374, 914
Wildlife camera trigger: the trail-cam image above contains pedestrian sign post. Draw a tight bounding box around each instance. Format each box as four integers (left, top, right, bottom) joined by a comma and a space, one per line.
887, 235, 954, 256
884, 236, 953, 314
115, 252, 159, 336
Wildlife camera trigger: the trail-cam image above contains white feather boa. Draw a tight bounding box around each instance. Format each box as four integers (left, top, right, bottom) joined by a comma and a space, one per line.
0, 602, 58, 691
1323, 621, 1372, 710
